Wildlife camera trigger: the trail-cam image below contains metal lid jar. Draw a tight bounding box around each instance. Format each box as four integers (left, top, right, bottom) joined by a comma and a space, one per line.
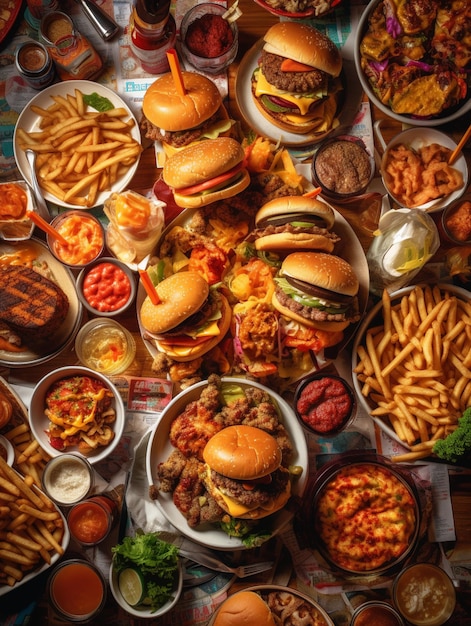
15, 40, 56, 89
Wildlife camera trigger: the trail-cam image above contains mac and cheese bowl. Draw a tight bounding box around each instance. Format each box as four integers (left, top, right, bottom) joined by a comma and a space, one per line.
301, 453, 421, 577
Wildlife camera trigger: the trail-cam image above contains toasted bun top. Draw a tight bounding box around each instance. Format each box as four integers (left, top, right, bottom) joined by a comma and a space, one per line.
256, 195, 336, 229
282, 252, 359, 297
163, 137, 245, 189
263, 22, 342, 77
203, 425, 282, 480
213, 591, 276, 626
140, 271, 209, 334
142, 71, 221, 131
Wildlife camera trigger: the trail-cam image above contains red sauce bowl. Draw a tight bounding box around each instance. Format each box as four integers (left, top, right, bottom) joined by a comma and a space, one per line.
76, 257, 136, 317
294, 373, 356, 437
67, 496, 116, 546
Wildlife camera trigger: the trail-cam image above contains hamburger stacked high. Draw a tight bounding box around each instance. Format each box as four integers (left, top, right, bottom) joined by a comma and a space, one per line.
252, 21, 343, 135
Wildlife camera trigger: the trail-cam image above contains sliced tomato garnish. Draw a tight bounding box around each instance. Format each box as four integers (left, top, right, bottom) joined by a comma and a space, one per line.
158, 335, 210, 347
280, 59, 314, 72
177, 162, 243, 196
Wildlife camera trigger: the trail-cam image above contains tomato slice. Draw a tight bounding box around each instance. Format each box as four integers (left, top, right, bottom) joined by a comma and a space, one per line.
280, 59, 314, 72
177, 162, 243, 196
158, 335, 210, 347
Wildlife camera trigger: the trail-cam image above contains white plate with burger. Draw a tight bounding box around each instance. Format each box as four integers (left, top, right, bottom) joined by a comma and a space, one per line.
146, 377, 309, 550
236, 22, 363, 147
0, 238, 82, 367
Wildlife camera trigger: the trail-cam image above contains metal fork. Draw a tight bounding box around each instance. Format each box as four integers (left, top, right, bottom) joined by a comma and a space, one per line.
179, 549, 273, 578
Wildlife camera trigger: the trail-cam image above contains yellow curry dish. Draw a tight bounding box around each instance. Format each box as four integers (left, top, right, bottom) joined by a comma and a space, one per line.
313, 461, 419, 574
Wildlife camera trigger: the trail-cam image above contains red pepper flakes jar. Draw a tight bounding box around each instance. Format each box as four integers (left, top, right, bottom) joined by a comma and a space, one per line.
129, 0, 176, 74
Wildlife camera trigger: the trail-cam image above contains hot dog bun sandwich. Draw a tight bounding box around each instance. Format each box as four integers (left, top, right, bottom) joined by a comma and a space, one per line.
273, 251, 360, 333
203, 425, 291, 520
213, 591, 276, 626
252, 22, 343, 135
141, 71, 234, 157
162, 137, 250, 208
140, 271, 231, 361
253, 195, 340, 252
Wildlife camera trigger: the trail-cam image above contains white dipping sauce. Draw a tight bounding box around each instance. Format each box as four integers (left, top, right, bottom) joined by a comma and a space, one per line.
43, 455, 92, 505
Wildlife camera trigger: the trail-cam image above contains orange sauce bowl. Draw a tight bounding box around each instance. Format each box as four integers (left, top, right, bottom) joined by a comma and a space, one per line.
47, 210, 104, 269
67, 496, 115, 546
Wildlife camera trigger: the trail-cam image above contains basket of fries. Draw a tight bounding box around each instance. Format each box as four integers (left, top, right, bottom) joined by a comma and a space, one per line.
352, 283, 471, 462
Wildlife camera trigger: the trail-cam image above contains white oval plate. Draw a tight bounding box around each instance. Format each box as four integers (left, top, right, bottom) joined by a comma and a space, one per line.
13, 80, 141, 209
146, 378, 309, 550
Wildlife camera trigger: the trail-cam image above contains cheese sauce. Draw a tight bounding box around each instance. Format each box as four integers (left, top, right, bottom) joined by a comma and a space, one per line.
315, 463, 417, 572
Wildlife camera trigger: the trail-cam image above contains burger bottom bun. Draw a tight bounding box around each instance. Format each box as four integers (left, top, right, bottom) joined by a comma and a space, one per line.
213, 591, 276, 626
172, 169, 251, 209
272, 293, 350, 333
155, 293, 232, 362
255, 232, 335, 253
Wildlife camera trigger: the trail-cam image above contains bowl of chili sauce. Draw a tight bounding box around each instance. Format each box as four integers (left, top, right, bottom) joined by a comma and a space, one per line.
293, 373, 356, 437
76, 257, 136, 317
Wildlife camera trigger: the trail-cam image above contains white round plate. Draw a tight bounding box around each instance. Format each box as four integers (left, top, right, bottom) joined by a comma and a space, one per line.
0, 238, 82, 368
13, 80, 141, 209
235, 39, 362, 147
146, 378, 309, 550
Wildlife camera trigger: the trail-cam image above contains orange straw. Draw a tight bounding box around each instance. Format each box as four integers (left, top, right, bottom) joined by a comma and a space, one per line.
139, 269, 160, 305
27, 210, 69, 247
448, 121, 471, 166
167, 49, 186, 97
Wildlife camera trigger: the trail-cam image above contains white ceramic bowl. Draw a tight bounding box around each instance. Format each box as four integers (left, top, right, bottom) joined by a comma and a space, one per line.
109, 558, 183, 619
29, 366, 125, 465
146, 377, 309, 550
354, 0, 471, 127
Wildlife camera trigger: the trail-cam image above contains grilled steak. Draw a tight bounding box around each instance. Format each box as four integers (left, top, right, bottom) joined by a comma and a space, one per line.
0, 265, 69, 340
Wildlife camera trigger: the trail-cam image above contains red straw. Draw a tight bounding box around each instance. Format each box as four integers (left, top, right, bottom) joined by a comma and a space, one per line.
167, 49, 186, 97
139, 270, 160, 305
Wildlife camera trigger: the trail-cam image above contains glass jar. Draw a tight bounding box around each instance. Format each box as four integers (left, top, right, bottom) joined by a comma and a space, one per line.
67, 496, 116, 546
15, 41, 56, 89
47, 210, 104, 269
75, 318, 137, 375
129, 0, 176, 74
42, 454, 94, 507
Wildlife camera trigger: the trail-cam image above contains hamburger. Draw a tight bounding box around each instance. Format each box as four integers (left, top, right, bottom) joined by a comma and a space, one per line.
203, 424, 291, 520
213, 591, 276, 626
140, 71, 234, 156
139, 271, 231, 361
273, 251, 360, 333
252, 22, 343, 135
162, 137, 250, 208
252, 195, 340, 253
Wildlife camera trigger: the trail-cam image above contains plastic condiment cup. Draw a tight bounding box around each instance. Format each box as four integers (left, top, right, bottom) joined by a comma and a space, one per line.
392, 563, 456, 626
75, 318, 136, 375
48, 559, 107, 622
67, 495, 116, 546
41, 453, 94, 507
47, 210, 104, 269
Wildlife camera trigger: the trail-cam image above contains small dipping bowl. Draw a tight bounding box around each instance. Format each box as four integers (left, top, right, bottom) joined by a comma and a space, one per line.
294, 373, 356, 437
0, 434, 15, 466
67, 495, 116, 546
440, 196, 471, 246
180, 3, 238, 74
351, 601, 405, 626
76, 257, 136, 317
392, 563, 456, 626
0, 181, 35, 241
311, 135, 374, 202
48, 558, 107, 622
42, 453, 94, 507
75, 317, 136, 375
47, 210, 104, 269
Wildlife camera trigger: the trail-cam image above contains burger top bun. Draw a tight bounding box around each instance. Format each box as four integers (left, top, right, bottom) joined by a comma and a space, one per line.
282, 251, 359, 297
263, 22, 342, 78
213, 591, 276, 626
140, 271, 209, 335
203, 425, 282, 480
142, 71, 221, 132
163, 137, 245, 189
255, 196, 336, 230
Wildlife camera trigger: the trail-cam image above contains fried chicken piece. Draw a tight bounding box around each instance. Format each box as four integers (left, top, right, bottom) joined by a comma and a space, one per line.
156, 449, 187, 492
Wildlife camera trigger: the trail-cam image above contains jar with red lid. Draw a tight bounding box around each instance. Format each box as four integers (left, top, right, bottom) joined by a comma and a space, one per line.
129, 0, 176, 74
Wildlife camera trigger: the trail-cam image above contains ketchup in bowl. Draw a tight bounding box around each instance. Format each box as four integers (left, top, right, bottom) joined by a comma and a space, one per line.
83, 261, 132, 313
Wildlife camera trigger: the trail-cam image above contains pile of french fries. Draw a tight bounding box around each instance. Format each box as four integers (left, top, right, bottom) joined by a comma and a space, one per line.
16, 88, 142, 208
354, 285, 471, 462
0, 456, 65, 588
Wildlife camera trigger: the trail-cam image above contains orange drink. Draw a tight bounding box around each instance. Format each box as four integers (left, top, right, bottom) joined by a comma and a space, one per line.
49, 560, 106, 621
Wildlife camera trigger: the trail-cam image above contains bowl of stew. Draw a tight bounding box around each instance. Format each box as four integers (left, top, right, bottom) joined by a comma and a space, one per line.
76, 257, 136, 317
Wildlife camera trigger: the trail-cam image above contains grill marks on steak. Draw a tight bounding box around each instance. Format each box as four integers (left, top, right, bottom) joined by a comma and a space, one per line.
0, 265, 69, 340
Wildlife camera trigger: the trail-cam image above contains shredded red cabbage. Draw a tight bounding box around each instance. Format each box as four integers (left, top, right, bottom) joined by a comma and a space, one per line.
386, 15, 402, 38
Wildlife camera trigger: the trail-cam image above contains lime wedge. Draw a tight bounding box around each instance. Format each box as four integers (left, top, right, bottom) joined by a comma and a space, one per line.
118, 567, 146, 607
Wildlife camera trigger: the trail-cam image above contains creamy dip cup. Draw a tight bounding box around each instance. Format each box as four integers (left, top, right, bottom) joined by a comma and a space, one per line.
42, 453, 94, 507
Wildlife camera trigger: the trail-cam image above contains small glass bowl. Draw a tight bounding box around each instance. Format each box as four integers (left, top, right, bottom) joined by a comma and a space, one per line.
180, 3, 238, 74
350, 601, 405, 626
47, 210, 104, 269
42, 453, 94, 507
294, 373, 356, 437
440, 196, 471, 246
75, 318, 136, 375
76, 257, 136, 317
311, 135, 374, 203
67, 497, 114, 546
392, 563, 456, 626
